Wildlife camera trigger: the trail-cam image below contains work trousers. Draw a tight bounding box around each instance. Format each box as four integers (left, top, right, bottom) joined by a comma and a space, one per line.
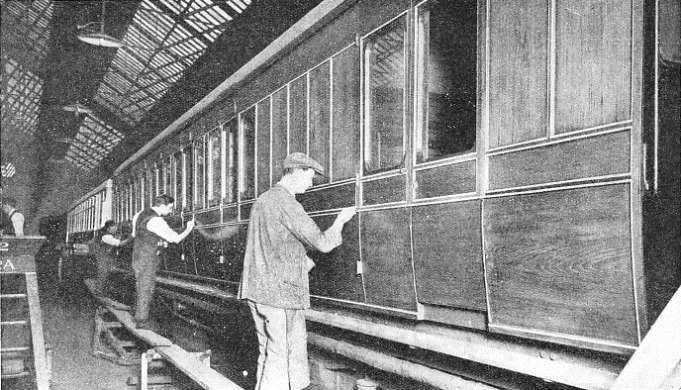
95, 253, 115, 294
248, 301, 310, 390
132, 263, 156, 323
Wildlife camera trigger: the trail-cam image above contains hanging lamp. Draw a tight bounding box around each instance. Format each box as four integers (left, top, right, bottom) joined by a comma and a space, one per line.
77, 0, 124, 48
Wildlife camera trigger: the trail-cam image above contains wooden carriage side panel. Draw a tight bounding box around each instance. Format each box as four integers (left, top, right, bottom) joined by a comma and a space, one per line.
488, 0, 548, 148
412, 201, 486, 312
414, 160, 476, 199
309, 61, 331, 181
488, 130, 631, 190
193, 228, 223, 279
360, 208, 417, 312
555, 0, 632, 133
309, 215, 364, 303
331, 47, 360, 182
163, 215, 187, 274
271, 87, 288, 183
363, 175, 406, 206
221, 224, 247, 284
484, 184, 639, 350
289, 74, 308, 154
256, 98, 271, 196
298, 184, 355, 213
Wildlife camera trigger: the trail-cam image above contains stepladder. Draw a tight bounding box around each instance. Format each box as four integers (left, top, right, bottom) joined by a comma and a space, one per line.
1, 236, 50, 390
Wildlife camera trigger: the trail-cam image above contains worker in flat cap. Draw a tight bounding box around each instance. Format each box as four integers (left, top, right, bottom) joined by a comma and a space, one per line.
239, 153, 356, 390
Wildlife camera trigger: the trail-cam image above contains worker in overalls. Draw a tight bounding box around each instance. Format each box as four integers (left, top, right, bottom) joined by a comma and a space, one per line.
131, 194, 194, 329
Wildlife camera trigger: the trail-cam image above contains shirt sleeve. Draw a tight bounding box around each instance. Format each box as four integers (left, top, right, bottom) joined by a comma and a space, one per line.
101, 234, 122, 246
146, 216, 185, 243
11, 213, 25, 237
131, 211, 142, 237
280, 201, 342, 253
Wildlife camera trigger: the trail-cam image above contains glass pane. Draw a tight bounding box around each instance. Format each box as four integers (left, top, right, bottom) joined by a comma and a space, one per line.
174, 151, 183, 210
147, 169, 154, 207
240, 107, 256, 200
153, 166, 159, 197
416, 0, 477, 163
140, 173, 146, 210
184, 146, 194, 211
164, 157, 172, 196
224, 118, 238, 203
208, 129, 222, 206
332, 47, 360, 181
363, 17, 406, 174
195, 138, 206, 209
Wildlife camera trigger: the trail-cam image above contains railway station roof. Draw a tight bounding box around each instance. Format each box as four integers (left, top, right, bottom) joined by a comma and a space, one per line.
0, 0, 323, 223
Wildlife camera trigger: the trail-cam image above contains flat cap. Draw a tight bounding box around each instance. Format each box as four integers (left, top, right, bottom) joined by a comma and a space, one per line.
283, 153, 324, 175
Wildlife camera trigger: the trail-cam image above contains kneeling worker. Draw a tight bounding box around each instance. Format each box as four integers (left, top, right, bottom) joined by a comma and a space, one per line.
239, 153, 356, 390
131, 194, 194, 329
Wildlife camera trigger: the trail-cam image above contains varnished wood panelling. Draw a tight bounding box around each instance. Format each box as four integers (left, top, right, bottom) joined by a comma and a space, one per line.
256, 98, 271, 195
195, 209, 220, 226
363, 175, 406, 205
222, 206, 238, 223
489, 0, 548, 148
555, 0, 632, 133
415, 160, 476, 199
309, 62, 331, 181
183, 232, 197, 275
271, 88, 288, 182
289, 75, 307, 153
488, 131, 631, 190
484, 184, 638, 346
239, 202, 253, 221
163, 216, 187, 273
222, 225, 247, 283
298, 183, 355, 212
412, 201, 486, 312
361, 208, 417, 311
194, 230, 222, 278
332, 47, 360, 181
309, 215, 364, 303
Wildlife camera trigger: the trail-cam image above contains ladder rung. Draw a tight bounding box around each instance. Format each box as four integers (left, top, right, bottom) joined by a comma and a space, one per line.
1, 346, 31, 353
0, 320, 28, 326
0, 293, 27, 298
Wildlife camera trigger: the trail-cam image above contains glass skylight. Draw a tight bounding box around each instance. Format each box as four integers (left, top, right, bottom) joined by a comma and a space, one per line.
65, 115, 124, 170
0, 0, 53, 136
94, 0, 248, 126
1, 58, 44, 136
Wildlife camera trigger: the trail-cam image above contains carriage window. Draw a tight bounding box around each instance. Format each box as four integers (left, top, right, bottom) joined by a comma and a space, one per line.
363, 17, 407, 174
147, 170, 154, 208
195, 137, 206, 209
173, 151, 183, 211
415, 0, 477, 163
240, 107, 256, 200
163, 157, 171, 196
128, 182, 133, 219
207, 128, 221, 206
184, 146, 194, 211
153, 165, 159, 197
224, 118, 238, 203
140, 173, 146, 210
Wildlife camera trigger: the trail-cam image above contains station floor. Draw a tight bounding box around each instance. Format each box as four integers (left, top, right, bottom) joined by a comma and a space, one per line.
2, 268, 438, 390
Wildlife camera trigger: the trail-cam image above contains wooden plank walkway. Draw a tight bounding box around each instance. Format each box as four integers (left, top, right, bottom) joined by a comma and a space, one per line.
85, 279, 243, 390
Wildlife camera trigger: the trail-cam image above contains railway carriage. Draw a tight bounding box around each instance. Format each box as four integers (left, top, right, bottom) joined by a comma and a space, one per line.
68, 0, 680, 388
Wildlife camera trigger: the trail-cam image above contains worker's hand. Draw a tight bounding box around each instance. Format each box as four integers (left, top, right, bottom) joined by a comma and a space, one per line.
337, 206, 357, 224
186, 219, 196, 230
